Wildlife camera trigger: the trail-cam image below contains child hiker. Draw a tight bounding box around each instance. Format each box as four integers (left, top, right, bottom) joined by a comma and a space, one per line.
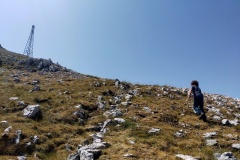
186, 80, 206, 122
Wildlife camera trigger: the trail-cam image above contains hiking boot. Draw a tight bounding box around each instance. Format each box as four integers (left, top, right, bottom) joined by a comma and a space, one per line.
202, 114, 207, 122
199, 113, 204, 120
199, 113, 207, 122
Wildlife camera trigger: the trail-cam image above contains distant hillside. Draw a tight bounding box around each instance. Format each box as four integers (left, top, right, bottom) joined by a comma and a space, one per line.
0, 47, 240, 160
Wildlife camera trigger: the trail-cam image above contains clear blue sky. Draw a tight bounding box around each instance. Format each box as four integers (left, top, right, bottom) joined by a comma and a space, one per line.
0, 0, 239, 98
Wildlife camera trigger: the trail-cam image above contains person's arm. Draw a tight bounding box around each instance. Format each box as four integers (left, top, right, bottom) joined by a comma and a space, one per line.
186, 88, 192, 102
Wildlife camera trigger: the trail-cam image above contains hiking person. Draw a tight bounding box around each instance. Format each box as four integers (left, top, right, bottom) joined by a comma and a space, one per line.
186, 80, 206, 121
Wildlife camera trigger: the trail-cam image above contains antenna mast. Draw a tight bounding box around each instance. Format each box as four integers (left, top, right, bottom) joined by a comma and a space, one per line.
23, 25, 35, 58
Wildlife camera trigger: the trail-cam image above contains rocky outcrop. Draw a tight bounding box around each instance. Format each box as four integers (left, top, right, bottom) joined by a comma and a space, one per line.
0, 49, 84, 79
68, 119, 112, 160
18, 58, 61, 72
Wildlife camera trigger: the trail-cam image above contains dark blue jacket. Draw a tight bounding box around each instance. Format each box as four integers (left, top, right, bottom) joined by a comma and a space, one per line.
192, 85, 203, 98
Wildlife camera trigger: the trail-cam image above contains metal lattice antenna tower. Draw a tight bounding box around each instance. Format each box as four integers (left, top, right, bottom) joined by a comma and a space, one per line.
23, 25, 35, 58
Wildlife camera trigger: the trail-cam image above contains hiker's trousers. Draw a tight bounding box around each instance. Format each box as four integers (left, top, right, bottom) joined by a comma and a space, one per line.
193, 94, 204, 115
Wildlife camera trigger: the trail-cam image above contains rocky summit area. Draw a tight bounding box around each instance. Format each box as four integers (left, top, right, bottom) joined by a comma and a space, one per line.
0, 46, 240, 160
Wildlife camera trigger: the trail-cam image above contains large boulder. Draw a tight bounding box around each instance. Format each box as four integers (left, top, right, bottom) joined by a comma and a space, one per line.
23, 105, 40, 118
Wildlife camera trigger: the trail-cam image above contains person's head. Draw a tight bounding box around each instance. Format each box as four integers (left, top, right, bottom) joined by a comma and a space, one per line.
191, 80, 199, 87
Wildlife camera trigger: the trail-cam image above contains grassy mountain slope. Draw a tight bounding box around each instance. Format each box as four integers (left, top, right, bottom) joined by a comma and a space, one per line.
0, 47, 240, 160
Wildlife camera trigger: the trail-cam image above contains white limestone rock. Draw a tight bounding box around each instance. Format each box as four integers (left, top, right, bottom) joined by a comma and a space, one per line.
125, 94, 132, 101
0, 120, 8, 126
203, 132, 217, 138
114, 96, 121, 104
15, 130, 22, 144
121, 101, 130, 106
232, 144, 240, 150
97, 102, 105, 110
98, 95, 103, 101
9, 97, 18, 100
148, 128, 160, 133
74, 104, 82, 109
213, 115, 222, 121
67, 153, 80, 160
222, 119, 230, 125
124, 154, 136, 158
17, 101, 25, 106
79, 150, 94, 160
226, 134, 238, 140
143, 107, 151, 113
206, 139, 218, 146
32, 135, 39, 144
32, 80, 40, 85
23, 105, 40, 118
222, 119, 239, 126
114, 118, 126, 124
176, 154, 198, 160
4, 126, 12, 134
229, 119, 239, 126
214, 152, 237, 160
175, 131, 184, 138
103, 109, 123, 118
17, 156, 27, 160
